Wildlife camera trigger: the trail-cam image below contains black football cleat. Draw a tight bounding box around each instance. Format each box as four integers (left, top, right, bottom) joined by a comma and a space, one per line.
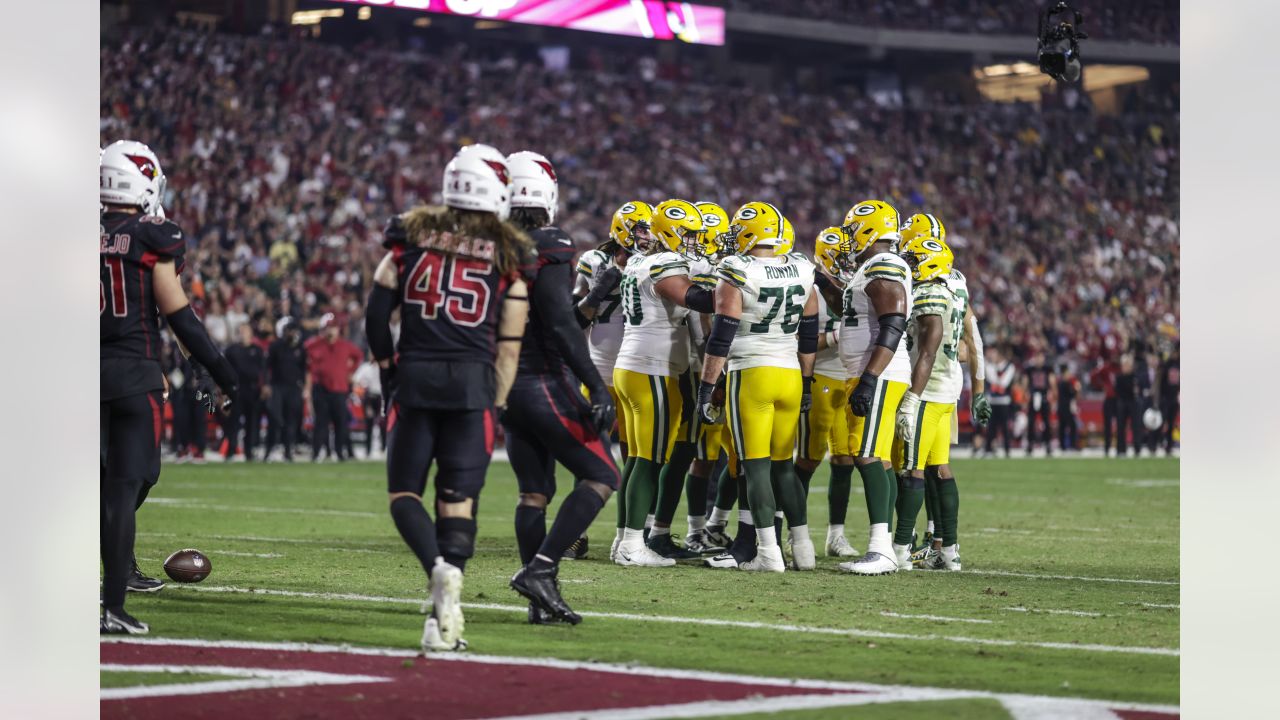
647, 533, 700, 560
562, 536, 589, 560
127, 560, 165, 593
510, 563, 582, 625
101, 607, 149, 635
527, 601, 566, 625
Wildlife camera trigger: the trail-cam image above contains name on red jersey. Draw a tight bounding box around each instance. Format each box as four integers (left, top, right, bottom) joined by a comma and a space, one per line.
101, 232, 131, 255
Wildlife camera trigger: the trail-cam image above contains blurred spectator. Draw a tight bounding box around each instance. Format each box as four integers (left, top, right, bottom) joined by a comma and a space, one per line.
353, 352, 386, 459
1090, 355, 1120, 456
1154, 347, 1179, 455
1023, 352, 1054, 455
1114, 353, 1141, 456
223, 324, 267, 461
305, 314, 362, 462
984, 346, 1017, 457
1056, 362, 1081, 451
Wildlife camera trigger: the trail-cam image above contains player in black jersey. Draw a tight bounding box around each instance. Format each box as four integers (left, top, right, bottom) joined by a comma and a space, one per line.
498, 152, 620, 625
365, 144, 532, 653
100, 141, 238, 635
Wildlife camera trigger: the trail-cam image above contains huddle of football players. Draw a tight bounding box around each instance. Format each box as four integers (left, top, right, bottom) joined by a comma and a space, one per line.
101, 137, 991, 653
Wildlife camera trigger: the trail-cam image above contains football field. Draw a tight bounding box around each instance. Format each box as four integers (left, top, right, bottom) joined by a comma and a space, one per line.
103, 456, 1179, 719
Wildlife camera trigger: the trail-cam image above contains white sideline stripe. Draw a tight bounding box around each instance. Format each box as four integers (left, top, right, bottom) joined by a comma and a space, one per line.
101, 637, 1181, 717
211, 551, 285, 559
880, 611, 993, 624
969, 569, 1178, 586
100, 662, 388, 700
165, 585, 1178, 657
1105, 478, 1180, 488
482, 690, 973, 720
145, 498, 380, 518
1004, 607, 1103, 618
1140, 602, 1179, 609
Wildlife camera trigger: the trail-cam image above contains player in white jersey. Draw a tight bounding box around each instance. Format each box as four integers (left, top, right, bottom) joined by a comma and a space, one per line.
820, 200, 912, 576
887, 214, 966, 572
696, 201, 820, 573
611, 199, 716, 568
799, 228, 859, 559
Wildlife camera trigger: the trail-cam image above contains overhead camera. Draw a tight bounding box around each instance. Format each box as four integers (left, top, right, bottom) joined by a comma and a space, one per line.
1037, 2, 1088, 83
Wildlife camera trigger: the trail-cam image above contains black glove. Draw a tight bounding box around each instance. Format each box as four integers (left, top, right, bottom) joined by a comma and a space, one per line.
800, 376, 814, 413
379, 363, 398, 415
582, 266, 622, 310
849, 371, 879, 417
586, 385, 616, 434
192, 364, 235, 415
696, 380, 721, 425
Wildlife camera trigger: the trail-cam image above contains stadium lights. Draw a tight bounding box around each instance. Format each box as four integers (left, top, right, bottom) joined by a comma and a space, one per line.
974, 62, 1149, 103
291, 9, 344, 25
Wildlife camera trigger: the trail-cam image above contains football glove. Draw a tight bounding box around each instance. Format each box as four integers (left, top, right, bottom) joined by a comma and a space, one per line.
895, 391, 921, 444
800, 376, 814, 413
971, 391, 992, 428
697, 380, 722, 426
192, 365, 234, 414
849, 371, 879, 417
380, 363, 398, 415
582, 265, 622, 310
588, 386, 616, 434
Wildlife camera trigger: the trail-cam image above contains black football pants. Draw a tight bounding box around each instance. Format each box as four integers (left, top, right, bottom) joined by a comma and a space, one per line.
502, 373, 620, 500
312, 388, 350, 460
101, 391, 163, 610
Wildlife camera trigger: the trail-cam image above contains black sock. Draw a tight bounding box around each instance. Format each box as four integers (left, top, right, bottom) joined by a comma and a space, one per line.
656, 442, 695, 524
437, 516, 475, 573
538, 484, 607, 562
390, 496, 439, 575
514, 504, 547, 566
102, 478, 142, 611
795, 465, 815, 497
685, 472, 709, 520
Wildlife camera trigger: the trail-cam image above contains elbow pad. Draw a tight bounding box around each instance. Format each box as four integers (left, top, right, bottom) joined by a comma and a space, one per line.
365, 284, 397, 361
683, 285, 714, 314
166, 305, 237, 391
704, 315, 740, 358
798, 314, 819, 354
874, 313, 907, 350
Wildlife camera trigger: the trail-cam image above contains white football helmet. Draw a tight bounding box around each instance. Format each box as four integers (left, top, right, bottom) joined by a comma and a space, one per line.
442, 143, 511, 220
506, 150, 559, 224
100, 140, 166, 215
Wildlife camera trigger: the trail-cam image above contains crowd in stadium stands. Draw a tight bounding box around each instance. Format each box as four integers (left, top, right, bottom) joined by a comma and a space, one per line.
716, 0, 1179, 45
100, 27, 1178, 453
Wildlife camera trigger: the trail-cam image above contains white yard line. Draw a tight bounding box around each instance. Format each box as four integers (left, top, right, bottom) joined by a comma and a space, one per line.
100, 662, 387, 700
163, 584, 1178, 657
1139, 602, 1180, 609
210, 551, 285, 559
144, 498, 380, 518
969, 569, 1178, 586
101, 637, 1181, 718
880, 611, 994, 624
1004, 607, 1103, 618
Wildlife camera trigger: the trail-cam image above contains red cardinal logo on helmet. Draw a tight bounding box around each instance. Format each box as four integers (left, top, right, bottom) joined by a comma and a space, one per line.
482, 160, 510, 186
125, 154, 158, 180
534, 159, 557, 182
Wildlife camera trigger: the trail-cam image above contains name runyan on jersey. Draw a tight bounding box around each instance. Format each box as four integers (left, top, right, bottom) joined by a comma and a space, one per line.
575, 249, 626, 382
717, 253, 815, 372
616, 251, 692, 377
838, 251, 913, 383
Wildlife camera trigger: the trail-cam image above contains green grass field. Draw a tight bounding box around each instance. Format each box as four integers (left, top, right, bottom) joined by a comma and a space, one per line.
118, 456, 1179, 714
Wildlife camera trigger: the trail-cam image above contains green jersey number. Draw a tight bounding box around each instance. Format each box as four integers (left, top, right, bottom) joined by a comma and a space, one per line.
597, 292, 622, 324
750, 284, 807, 334
941, 289, 968, 361
621, 275, 643, 326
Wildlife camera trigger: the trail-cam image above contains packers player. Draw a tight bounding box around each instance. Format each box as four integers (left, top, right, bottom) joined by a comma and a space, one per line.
611, 199, 716, 567
697, 201, 820, 573
826, 200, 912, 576
799, 228, 859, 559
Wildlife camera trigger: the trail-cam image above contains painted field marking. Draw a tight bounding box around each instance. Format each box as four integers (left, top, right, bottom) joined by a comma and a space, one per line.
1139, 602, 1180, 609
970, 569, 1178, 586
211, 550, 285, 559
1004, 607, 1103, 618
138, 531, 399, 555
165, 584, 1179, 657
143, 499, 380, 518
101, 637, 1181, 719
880, 611, 993, 624
1105, 478, 1180, 488
100, 662, 388, 700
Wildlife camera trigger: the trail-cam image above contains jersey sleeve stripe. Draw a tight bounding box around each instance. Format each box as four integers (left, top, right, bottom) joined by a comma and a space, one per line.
865, 263, 907, 275
575, 260, 594, 276
913, 300, 950, 309
866, 271, 907, 281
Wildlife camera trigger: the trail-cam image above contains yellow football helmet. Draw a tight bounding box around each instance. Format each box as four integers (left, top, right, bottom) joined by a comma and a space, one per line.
813, 226, 847, 278
650, 199, 706, 257
695, 201, 732, 260
772, 216, 796, 255
898, 213, 953, 282
728, 201, 785, 254
609, 201, 653, 254
840, 200, 901, 258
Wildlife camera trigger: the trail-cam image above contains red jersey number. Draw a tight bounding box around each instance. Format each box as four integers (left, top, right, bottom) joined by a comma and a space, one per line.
101, 256, 127, 317
404, 253, 492, 327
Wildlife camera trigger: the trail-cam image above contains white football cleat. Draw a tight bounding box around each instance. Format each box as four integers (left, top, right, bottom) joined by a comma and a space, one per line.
614, 543, 676, 567
892, 542, 914, 572
739, 545, 785, 572
825, 533, 859, 558
837, 551, 898, 575
421, 617, 467, 653
940, 545, 962, 571
428, 559, 466, 650
703, 552, 740, 569
788, 532, 816, 571
609, 534, 621, 562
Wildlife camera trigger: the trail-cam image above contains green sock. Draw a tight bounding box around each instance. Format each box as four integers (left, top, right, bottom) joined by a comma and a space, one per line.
923, 468, 940, 538
743, 458, 775, 528
617, 457, 636, 528
828, 464, 854, 526
772, 460, 808, 527
937, 475, 960, 546
625, 458, 658, 530
886, 466, 899, 528
656, 441, 695, 524
685, 472, 709, 519
736, 472, 751, 511
856, 462, 893, 525
714, 465, 737, 512
795, 465, 816, 497
893, 474, 926, 545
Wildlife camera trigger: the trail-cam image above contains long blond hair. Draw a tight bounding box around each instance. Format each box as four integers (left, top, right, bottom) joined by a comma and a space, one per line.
401, 205, 533, 277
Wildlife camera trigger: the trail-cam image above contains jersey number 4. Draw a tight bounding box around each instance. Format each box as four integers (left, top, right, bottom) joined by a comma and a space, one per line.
101, 256, 127, 317
405, 253, 492, 327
